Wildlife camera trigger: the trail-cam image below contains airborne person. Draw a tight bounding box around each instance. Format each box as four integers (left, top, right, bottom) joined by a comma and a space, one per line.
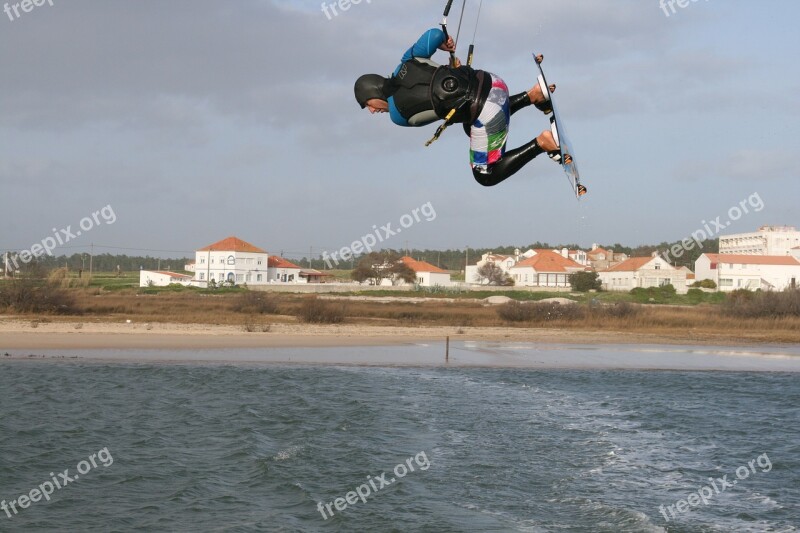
354, 27, 563, 187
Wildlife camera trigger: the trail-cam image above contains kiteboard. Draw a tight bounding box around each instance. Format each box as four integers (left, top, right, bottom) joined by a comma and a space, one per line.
534, 53, 587, 199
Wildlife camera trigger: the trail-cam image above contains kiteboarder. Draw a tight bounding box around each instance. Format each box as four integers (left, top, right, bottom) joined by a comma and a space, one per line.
354, 28, 561, 187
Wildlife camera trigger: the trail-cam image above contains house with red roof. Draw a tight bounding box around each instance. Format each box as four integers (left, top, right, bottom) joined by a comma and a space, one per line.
510, 249, 588, 288
695, 253, 800, 291
587, 244, 628, 271
597, 254, 688, 293
194, 236, 269, 285
397, 256, 452, 287
267, 255, 304, 283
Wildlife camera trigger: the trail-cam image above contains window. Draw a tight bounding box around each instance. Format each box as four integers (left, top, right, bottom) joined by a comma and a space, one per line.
236, 274, 243, 282
720, 278, 733, 287
200, 258, 206, 264
227, 255, 236, 265
257, 274, 263, 282
199, 273, 205, 280
655, 264, 661, 270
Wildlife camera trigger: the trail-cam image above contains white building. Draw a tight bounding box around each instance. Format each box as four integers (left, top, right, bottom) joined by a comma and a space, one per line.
510, 250, 588, 288
194, 236, 269, 286
598, 255, 688, 294
587, 245, 628, 271
719, 226, 800, 256
695, 254, 800, 292
465, 251, 526, 284
400, 256, 452, 287
140, 270, 195, 288
267, 256, 304, 283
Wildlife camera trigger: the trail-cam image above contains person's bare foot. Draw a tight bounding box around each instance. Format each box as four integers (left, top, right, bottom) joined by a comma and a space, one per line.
537, 130, 559, 152
528, 81, 556, 106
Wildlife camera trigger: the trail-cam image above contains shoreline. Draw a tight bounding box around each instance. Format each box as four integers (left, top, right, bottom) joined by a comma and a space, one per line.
1, 318, 796, 351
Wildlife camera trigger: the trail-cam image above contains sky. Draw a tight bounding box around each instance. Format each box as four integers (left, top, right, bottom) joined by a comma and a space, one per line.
1, 0, 798, 262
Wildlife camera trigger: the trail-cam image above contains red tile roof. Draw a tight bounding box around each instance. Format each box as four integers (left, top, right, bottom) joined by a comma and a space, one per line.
400, 256, 448, 273
588, 247, 610, 257
704, 254, 800, 266
268, 256, 302, 269
511, 250, 586, 273
198, 236, 266, 253
603, 257, 656, 272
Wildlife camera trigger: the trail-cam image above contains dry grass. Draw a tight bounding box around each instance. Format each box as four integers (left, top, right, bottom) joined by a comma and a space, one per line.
6, 288, 799, 343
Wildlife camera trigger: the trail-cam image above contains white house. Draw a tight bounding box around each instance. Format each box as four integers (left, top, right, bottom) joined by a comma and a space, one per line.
719, 225, 800, 256
695, 253, 800, 292
267, 256, 304, 283
140, 270, 195, 287
510, 249, 588, 288
587, 245, 628, 271
465, 251, 526, 284
194, 236, 270, 286
400, 256, 452, 287
598, 255, 688, 294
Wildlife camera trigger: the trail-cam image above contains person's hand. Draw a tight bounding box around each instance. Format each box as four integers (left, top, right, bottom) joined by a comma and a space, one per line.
439, 36, 456, 52
535, 54, 544, 64
452, 56, 462, 67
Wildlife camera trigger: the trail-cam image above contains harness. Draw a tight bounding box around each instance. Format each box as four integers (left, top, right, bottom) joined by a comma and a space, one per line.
388, 58, 485, 128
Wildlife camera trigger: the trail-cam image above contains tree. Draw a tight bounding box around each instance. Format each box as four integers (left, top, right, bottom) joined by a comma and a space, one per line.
569, 271, 602, 292
351, 252, 416, 286
477, 262, 511, 286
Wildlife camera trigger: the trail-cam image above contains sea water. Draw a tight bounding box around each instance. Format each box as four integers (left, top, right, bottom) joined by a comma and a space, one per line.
1, 344, 798, 532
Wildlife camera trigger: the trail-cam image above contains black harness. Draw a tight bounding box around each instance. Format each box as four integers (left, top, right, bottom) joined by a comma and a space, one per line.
387, 58, 485, 124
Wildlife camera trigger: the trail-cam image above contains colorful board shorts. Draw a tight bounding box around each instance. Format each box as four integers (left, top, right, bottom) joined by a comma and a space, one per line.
469, 73, 510, 173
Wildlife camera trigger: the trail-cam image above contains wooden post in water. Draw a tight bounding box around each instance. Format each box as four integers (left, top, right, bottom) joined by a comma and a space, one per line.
446, 336, 450, 362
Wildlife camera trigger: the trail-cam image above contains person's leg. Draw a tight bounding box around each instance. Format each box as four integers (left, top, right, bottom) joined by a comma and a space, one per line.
472, 130, 558, 187
469, 74, 511, 176
470, 73, 560, 187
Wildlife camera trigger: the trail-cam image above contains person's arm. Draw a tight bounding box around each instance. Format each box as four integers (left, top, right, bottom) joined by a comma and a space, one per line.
394, 28, 458, 74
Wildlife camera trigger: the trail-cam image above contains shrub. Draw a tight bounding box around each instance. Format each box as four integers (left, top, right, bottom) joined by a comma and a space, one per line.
569, 271, 602, 292
0, 273, 77, 314
497, 301, 585, 323
723, 289, 800, 318
232, 290, 279, 314
297, 297, 346, 324
497, 301, 534, 322
691, 279, 717, 289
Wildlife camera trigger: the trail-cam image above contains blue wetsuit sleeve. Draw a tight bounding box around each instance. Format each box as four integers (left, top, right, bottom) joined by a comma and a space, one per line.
393, 28, 446, 76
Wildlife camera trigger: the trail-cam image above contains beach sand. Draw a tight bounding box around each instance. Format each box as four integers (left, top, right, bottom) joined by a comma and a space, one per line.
0, 317, 764, 351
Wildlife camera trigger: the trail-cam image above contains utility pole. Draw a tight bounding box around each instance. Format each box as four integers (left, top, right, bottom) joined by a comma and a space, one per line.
309, 246, 313, 268
89, 243, 94, 278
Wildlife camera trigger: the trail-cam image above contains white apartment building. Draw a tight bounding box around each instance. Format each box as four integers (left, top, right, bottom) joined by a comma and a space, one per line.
719, 226, 800, 256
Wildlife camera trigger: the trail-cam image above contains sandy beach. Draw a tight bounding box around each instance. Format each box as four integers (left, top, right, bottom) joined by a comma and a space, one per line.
0, 317, 786, 351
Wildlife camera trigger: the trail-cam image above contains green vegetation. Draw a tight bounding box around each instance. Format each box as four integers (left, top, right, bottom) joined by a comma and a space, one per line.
568, 271, 602, 292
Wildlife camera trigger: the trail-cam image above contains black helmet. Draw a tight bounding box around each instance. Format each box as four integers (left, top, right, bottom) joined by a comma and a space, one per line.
354, 74, 389, 108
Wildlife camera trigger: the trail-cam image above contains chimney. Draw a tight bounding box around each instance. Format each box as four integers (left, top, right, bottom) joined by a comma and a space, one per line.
591, 243, 599, 251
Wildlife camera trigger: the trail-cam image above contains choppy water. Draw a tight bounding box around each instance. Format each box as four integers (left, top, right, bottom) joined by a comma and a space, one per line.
1, 350, 799, 532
